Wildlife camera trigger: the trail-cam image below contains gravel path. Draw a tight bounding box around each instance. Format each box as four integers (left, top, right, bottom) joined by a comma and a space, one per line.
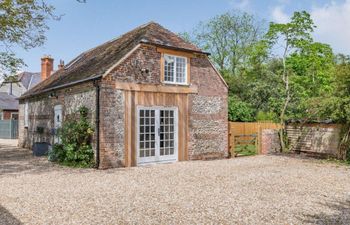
0, 145, 349, 225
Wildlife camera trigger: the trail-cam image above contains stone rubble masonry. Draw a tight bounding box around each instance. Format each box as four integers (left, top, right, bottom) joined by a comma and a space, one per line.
103, 44, 228, 165
19, 44, 228, 168
18, 82, 96, 155
192, 95, 222, 114
188, 56, 228, 160
99, 82, 125, 169
108, 45, 161, 84
261, 129, 281, 154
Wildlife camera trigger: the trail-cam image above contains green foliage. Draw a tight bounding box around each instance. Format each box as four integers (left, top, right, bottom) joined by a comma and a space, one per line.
48, 106, 94, 167
186, 9, 349, 156
186, 10, 265, 74
256, 111, 278, 122
234, 145, 257, 156
0, 0, 57, 78
228, 97, 255, 122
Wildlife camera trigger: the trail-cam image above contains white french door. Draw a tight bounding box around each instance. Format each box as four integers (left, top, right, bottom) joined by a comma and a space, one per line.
137, 106, 178, 165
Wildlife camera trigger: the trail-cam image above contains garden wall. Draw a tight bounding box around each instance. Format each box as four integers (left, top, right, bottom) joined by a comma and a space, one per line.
260, 129, 281, 154
286, 123, 342, 158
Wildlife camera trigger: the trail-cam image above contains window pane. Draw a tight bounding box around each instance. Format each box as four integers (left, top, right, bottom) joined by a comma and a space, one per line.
164, 55, 175, 82
176, 57, 186, 83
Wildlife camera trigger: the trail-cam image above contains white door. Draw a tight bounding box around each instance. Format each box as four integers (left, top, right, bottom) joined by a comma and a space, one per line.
137, 107, 178, 165
54, 105, 62, 143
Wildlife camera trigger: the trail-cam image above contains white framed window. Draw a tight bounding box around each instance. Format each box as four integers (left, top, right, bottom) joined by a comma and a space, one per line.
164, 54, 187, 85
24, 102, 29, 127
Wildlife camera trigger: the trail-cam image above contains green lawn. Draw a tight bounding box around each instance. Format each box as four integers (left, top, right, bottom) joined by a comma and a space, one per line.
234, 144, 257, 156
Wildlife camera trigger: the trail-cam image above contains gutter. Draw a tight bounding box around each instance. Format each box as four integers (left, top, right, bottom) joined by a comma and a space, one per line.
93, 80, 101, 169
18, 74, 103, 100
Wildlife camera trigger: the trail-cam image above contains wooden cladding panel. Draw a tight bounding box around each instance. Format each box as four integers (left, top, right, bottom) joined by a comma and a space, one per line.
124, 90, 189, 167
115, 82, 198, 94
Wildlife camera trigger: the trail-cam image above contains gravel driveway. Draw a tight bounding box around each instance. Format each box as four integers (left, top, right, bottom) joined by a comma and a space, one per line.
0, 144, 349, 225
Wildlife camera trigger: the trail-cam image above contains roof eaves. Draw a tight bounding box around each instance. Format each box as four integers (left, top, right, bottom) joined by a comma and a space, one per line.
139, 40, 210, 56
18, 74, 102, 100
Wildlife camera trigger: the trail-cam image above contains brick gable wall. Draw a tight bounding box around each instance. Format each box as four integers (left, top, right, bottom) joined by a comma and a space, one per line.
188, 56, 228, 159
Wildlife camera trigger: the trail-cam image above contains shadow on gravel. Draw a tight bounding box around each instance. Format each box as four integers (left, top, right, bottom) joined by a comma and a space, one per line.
0, 144, 96, 177
0, 205, 22, 225
0, 144, 58, 176
302, 199, 350, 225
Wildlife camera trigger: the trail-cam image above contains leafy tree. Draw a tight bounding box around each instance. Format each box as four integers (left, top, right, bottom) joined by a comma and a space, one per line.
265, 11, 316, 151
0, 0, 58, 79
228, 96, 255, 122
186, 10, 265, 75
0, 0, 85, 80
306, 54, 350, 160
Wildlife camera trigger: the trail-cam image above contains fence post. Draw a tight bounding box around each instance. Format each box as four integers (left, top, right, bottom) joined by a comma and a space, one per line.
257, 126, 263, 154
256, 126, 260, 154
228, 122, 232, 157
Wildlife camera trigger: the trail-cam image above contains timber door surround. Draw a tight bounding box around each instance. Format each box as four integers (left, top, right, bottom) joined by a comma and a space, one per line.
137, 106, 178, 165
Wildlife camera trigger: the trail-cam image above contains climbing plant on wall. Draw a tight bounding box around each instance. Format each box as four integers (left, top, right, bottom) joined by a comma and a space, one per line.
48, 106, 95, 167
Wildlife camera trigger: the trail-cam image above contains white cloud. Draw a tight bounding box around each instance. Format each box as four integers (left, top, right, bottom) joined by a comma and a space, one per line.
311, 0, 350, 54
271, 6, 289, 23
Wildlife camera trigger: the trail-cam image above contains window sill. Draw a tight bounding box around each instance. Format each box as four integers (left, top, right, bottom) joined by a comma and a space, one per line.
162, 82, 190, 87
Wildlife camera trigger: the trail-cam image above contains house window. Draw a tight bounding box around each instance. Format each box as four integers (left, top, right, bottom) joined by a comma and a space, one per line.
164, 54, 187, 84
24, 102, 29, 127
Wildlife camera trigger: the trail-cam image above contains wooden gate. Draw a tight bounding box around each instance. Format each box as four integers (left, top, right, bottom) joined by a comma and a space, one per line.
228, 122, 281, 156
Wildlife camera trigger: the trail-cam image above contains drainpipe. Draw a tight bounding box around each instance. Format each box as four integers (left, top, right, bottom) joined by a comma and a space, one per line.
93, 80, 100, 169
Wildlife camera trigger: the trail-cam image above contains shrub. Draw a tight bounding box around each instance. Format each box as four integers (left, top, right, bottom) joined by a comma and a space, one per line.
228, 96, 255, 122
48, 106, 95, 167
256, 111, 278, 122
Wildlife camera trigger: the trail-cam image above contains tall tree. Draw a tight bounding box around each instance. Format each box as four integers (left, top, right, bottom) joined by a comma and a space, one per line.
265, 11, 315, 151
187, 11, 265, 75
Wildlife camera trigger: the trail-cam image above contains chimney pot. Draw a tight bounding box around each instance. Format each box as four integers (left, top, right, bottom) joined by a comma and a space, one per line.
41, 55, 54, 81
58, 59, 65, 70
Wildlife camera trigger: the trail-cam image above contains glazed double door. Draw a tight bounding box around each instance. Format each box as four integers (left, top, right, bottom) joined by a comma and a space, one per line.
137, 107, 178, 164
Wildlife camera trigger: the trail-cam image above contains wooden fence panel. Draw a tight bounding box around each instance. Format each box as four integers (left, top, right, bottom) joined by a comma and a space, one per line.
228, 121, 281, 155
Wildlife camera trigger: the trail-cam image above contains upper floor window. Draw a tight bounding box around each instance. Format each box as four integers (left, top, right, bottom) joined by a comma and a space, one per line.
164, 54, 187, 85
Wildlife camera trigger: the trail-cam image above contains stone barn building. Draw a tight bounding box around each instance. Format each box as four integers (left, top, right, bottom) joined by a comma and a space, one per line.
19, 22, 228, 168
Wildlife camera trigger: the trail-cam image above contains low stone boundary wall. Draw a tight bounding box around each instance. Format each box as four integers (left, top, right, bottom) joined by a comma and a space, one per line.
260, 129, 281, 154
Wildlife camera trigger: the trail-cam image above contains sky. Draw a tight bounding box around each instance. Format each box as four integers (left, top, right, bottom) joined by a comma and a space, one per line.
14, 0, 350, 72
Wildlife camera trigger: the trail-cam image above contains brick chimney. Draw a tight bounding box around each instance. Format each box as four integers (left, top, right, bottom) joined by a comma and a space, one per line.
41, 55, 54, 81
